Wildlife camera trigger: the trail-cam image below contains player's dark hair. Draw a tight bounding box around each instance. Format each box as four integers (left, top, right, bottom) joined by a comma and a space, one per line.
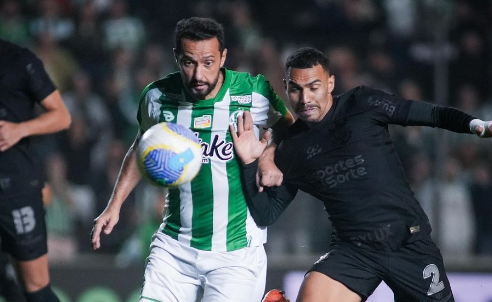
174, 17, 225, 54
285, 47, 330, 73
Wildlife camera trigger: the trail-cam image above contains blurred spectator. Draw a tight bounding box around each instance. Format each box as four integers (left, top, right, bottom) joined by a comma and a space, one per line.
70, 0, 108, 89
115, 185, 165, 267
391, 79, 436, 170
29, 0, 75, 45
408, 152, 436, 227
140, 42, 174, 79
0, 0, 31, 46
45, 153, 77, 262
32, 31, 80, 93
325, 45, 372, 94
92, 139, 137, 254
62, 70, 113, 172
437, 158, 475, 257
102, 0, 145, 52
469, 164, 492, 255
450, 30, 491, 98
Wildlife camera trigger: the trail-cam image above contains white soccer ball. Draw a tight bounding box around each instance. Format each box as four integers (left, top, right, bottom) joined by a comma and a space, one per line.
137, 122, 202, 187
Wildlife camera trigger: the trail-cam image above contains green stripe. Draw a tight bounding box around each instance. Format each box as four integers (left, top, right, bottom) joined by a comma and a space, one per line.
190, 106, 214, 250
225, 106, 250, 250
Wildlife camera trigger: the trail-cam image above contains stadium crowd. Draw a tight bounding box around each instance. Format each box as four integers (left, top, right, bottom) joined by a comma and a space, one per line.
1, 0, 491, 265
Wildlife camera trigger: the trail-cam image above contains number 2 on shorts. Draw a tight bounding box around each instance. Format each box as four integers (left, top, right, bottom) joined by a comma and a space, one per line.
423, 264, 445, 296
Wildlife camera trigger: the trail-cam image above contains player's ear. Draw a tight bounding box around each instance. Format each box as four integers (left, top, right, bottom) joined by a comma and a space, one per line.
327, 75, 335, 93
220, 48, 227, 67
173, 48, 179, 64
283, 79, 287, 92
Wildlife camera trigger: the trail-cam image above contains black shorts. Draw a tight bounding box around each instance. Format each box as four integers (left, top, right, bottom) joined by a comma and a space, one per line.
309, 235, 454, 302
0, 190, 48, 261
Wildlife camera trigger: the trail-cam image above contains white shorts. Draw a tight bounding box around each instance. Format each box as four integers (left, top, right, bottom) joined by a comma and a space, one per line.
139, 232, 267, 302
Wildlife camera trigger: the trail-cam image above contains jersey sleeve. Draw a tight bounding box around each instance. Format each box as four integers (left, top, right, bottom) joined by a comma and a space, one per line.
251, 74, 289, 128
242, 160, 297, 226
23, 50, 56, 103
358, 86, 475, 133
137, 84, 161, 132
356, 86, 413, 126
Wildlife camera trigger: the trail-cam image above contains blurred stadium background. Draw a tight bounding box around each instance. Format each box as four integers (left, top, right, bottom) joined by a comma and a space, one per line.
1, 0, 492, 301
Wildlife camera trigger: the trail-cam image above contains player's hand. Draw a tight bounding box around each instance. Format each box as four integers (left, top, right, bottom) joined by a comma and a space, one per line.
470, 119, 492, 138
257, 157, 283, 192
230, 111, 271, 165
262, 289, 290, 302
0, 120, 28, 151
91, 206, 120, 250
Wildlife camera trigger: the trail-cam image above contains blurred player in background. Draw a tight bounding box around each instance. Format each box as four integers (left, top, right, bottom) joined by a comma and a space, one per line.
91, 17, 294, 302
0, 38, 71, 302
231, 47, 492, 302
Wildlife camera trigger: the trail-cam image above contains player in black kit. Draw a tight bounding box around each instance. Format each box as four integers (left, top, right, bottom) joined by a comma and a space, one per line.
230, 47, 492, 302
0, 38, 71, 302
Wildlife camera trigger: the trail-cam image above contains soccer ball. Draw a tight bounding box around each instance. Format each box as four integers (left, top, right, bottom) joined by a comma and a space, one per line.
137, 122, 202, 187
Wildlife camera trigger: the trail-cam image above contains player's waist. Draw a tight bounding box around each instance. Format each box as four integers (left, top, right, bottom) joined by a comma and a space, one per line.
160, 223, 265, 252
332, 219, 432, 252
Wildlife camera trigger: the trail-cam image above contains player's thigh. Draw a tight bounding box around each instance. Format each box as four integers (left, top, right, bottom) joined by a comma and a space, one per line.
385, 238, 454, 302
202, 245, 267, 302
307, 241, 382, 301
140, 237, 201, 302
297, 271, 361, 302
0, 192, 48, 261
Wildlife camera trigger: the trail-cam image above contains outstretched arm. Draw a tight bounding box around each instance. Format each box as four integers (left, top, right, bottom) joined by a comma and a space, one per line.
230, 111, 296, 226
91, 131, 142, 250
396, 100, 492, 137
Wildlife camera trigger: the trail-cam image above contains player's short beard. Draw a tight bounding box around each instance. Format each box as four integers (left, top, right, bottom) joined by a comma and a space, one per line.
188, 74, 220, 100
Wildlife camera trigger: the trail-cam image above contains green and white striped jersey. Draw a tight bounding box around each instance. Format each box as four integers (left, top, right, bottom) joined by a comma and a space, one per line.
137, 68, 290, 252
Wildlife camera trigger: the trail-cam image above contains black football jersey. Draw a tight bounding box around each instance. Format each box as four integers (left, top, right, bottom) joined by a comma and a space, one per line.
0, 39, 56, 198
244, 85, 475, 251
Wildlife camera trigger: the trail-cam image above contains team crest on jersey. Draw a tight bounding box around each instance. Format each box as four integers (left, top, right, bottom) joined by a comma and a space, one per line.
194, 115, 212, 129
161, 111, 175, 122
231, 95, 252, 104
229, 110, 244, 132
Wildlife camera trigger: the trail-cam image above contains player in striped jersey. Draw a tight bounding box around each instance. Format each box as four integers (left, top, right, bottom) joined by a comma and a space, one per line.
91, 17, 294, 302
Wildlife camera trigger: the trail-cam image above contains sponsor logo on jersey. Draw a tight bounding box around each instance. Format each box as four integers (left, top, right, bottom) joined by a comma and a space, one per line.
162, 111, 175, 122
231, 95, 252, 104
367, 96, 396, 116
229, 110, 244, 132
195, 133, 234, 164
307, 144, 322, 159
194, 115, 212, 129
307, 155, 367, 190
